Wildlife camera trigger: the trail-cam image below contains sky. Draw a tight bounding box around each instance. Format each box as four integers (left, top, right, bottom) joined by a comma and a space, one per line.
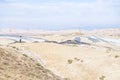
0, 0, 120, 30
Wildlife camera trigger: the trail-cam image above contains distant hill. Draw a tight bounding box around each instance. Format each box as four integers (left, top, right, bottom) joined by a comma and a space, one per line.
88, 28, 120, 37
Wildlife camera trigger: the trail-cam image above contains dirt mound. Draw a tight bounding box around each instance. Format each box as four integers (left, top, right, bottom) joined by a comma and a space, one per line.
0, 47, 62, 80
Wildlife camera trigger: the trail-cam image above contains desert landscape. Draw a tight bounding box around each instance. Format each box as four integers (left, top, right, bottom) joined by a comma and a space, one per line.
1, 0, 120, 79
0, 28, 120, 80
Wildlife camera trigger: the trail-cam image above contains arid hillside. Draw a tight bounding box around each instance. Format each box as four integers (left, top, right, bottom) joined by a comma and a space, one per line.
0, 46, 62, 80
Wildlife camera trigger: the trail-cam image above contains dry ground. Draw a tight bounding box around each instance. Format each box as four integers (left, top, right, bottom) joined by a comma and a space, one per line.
11, 41, 120, 80
0, 46, 63, 80
0, 28, 120, 80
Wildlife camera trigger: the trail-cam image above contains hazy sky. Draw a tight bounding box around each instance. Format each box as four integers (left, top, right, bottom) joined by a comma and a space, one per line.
0, 0, 120, 30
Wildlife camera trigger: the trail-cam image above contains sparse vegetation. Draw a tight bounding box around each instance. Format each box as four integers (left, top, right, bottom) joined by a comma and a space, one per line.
36, 63, 41, 66
0, 29, 120, 80
74, 57, 83, 63
67, 59, 73, 64
11, 46, 19, 50
115, 55, 119, 58
99, 75, 105, 80
72, 44, 78, 47
12, 46, 16, 49
22, 54, 28, 57
81, 60, 83, 63
74, 57, 80, 61
0, 47, 62, 80
64, 78, 70, 80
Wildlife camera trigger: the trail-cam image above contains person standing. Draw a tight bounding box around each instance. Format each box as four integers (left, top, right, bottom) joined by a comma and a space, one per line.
19, 36, 22, 43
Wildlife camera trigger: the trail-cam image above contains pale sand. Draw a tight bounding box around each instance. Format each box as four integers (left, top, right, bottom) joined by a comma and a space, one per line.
0, 28, 120, 80
11, 42, 120, 80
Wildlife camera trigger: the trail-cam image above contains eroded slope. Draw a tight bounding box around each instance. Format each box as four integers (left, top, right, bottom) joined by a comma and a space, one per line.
0, 47, 62, 80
